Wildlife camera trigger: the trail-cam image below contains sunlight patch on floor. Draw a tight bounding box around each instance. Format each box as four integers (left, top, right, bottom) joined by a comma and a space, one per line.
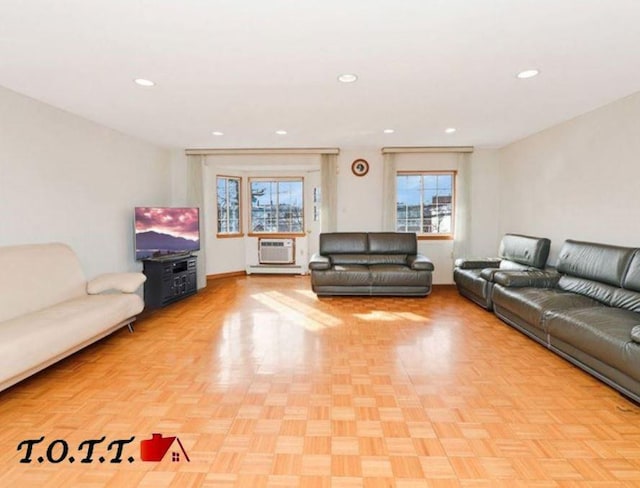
353, 310, 428, 322
250, 291, 342, 331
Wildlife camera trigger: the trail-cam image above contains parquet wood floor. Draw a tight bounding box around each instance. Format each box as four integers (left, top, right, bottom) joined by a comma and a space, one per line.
1, 276, 639, 487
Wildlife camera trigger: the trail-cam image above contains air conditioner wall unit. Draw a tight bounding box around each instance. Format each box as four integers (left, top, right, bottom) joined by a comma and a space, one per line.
258, 238, 295, 264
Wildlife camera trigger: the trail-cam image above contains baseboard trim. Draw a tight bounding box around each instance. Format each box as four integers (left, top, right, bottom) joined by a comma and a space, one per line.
207, 271, 247, 281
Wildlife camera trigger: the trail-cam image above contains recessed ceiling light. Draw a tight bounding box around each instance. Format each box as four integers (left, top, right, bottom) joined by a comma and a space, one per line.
275, 130, 288, 135
383, 129, 395, 134
516, 69, 540, 79
134, 78, 155, 87
337, 73, 358, 83
445, 127, 457, 134
212, 131, 224, 136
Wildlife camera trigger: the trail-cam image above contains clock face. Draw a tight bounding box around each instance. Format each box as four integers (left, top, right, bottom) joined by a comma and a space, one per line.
351, 159, 369, 177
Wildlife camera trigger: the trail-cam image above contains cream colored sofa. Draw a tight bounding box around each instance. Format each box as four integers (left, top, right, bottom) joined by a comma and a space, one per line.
0, 243, 146, 392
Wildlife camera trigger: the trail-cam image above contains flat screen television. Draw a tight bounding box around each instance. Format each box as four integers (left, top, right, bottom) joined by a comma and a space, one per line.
134, 207, 200, 260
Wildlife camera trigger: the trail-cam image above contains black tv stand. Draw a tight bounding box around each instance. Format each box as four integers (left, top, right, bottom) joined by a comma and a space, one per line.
142, 254, 197, 309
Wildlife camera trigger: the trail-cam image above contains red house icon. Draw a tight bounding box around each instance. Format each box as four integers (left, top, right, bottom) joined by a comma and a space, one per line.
140, 433, 190, 462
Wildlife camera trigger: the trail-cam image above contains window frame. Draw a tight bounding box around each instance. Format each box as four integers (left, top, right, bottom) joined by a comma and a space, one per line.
396, 170, 456, 241
216, 175, 243, 238
248, 176, 306, 237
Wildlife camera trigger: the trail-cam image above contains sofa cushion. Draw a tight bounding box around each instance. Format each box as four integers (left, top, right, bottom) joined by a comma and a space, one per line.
632, 325, 640, 343
331, 254, 371, 265
369, 254, 408, 266
622, 251, 640, 292
0, 294, 143, 388
556, 240, 635, 287
368, 232, 417, 255
610, 288, 640, 314
0, 243, 87, 323
320, 233, 368, 254
498, 234, 551, 268
369, 264, 428, 287
546, 307, 640, 382
310, 264, 370, 287
491, 286, 602, 332
557, 276, 618, 305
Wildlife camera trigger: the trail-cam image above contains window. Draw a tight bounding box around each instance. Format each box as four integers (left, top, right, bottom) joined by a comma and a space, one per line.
396, 171, 455, 238
216, 176, 241, 236
250, 178, 304, 234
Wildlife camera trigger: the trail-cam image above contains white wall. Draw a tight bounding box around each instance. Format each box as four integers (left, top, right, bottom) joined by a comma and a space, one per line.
0, 85, 171, 278
468, 149, 502, 257
336, 148, 384, 231
499, 90, 640, 264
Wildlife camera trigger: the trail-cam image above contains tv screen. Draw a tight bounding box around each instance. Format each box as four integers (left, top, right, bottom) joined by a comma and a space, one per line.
134, 207, 200, 260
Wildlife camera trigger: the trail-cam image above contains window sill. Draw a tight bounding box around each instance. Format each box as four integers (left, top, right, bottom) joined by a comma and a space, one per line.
216, 233, 245, 239
248, 232, 306, 238
417, 235, 454, 241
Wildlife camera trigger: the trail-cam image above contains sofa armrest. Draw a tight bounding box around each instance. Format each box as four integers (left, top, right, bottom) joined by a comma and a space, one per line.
480, 267, 502, 281
309, 254, 331, 271
632, 326, 640, 344
454, 258, 501, 270
407, 254, 434, 271
493, 270, 560, 288
87, 272, 147, 294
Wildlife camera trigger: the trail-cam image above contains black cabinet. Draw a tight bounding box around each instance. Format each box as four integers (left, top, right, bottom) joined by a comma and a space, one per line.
142, 255, 197, 309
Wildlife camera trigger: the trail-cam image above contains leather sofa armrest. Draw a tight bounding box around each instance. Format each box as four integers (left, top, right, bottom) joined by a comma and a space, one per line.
407, 254, 434, 271
87, 272, 147, 294
480, 268, 502, 281
631, 326, 640, 344
309, 254, 331, 271
493, 269, 560, 288
454, 258, 501, 269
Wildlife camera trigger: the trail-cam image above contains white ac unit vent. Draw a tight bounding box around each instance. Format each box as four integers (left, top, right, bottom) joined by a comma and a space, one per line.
259, 238, 295, 264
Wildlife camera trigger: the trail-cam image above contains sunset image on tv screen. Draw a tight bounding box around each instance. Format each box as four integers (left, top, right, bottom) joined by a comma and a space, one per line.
135, 207, 200, 259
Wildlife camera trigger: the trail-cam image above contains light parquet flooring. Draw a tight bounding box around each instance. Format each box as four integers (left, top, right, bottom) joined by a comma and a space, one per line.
1, 276, 639, 487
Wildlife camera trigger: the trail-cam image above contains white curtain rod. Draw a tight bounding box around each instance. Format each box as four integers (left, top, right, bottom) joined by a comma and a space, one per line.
381, 146, 474, 154
185, 147, 340, 156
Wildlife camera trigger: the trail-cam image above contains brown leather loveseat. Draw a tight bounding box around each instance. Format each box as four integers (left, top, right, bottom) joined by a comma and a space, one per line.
309, 232, 434, 296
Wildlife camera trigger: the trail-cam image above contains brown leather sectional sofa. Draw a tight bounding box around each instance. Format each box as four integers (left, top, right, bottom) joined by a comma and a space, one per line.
456, 236, 640, 403
309, 232, 434, 296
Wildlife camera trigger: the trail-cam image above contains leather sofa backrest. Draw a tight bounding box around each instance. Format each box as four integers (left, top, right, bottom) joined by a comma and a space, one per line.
0, 243, 87, 323
498, 234, 551, 268
556, 240, 636, 287
320, 233, 368, 255
368, 232, 417, 255
622, 251, 640, 292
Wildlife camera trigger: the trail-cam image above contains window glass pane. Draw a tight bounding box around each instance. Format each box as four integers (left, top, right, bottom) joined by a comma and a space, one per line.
217, 176, 241, 234
396, 172, 454, 236
250, 179, 303, 233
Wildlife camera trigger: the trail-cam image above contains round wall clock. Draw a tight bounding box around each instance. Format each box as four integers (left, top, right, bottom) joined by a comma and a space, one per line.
351, 159, 369, 177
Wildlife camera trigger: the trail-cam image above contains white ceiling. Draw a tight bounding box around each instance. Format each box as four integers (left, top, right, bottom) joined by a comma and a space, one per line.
2, 0, 640, 150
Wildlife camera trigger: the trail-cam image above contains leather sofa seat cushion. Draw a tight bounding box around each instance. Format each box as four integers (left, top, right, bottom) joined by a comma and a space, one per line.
369, 264, 429, 287
556, 240, 635, 287
0, 293, 143, 385
547, 307, 640, 382
492, 286, 602, 331
368, 254, 407, 265
311, 264, 370, 287
331, 254, 371, 265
